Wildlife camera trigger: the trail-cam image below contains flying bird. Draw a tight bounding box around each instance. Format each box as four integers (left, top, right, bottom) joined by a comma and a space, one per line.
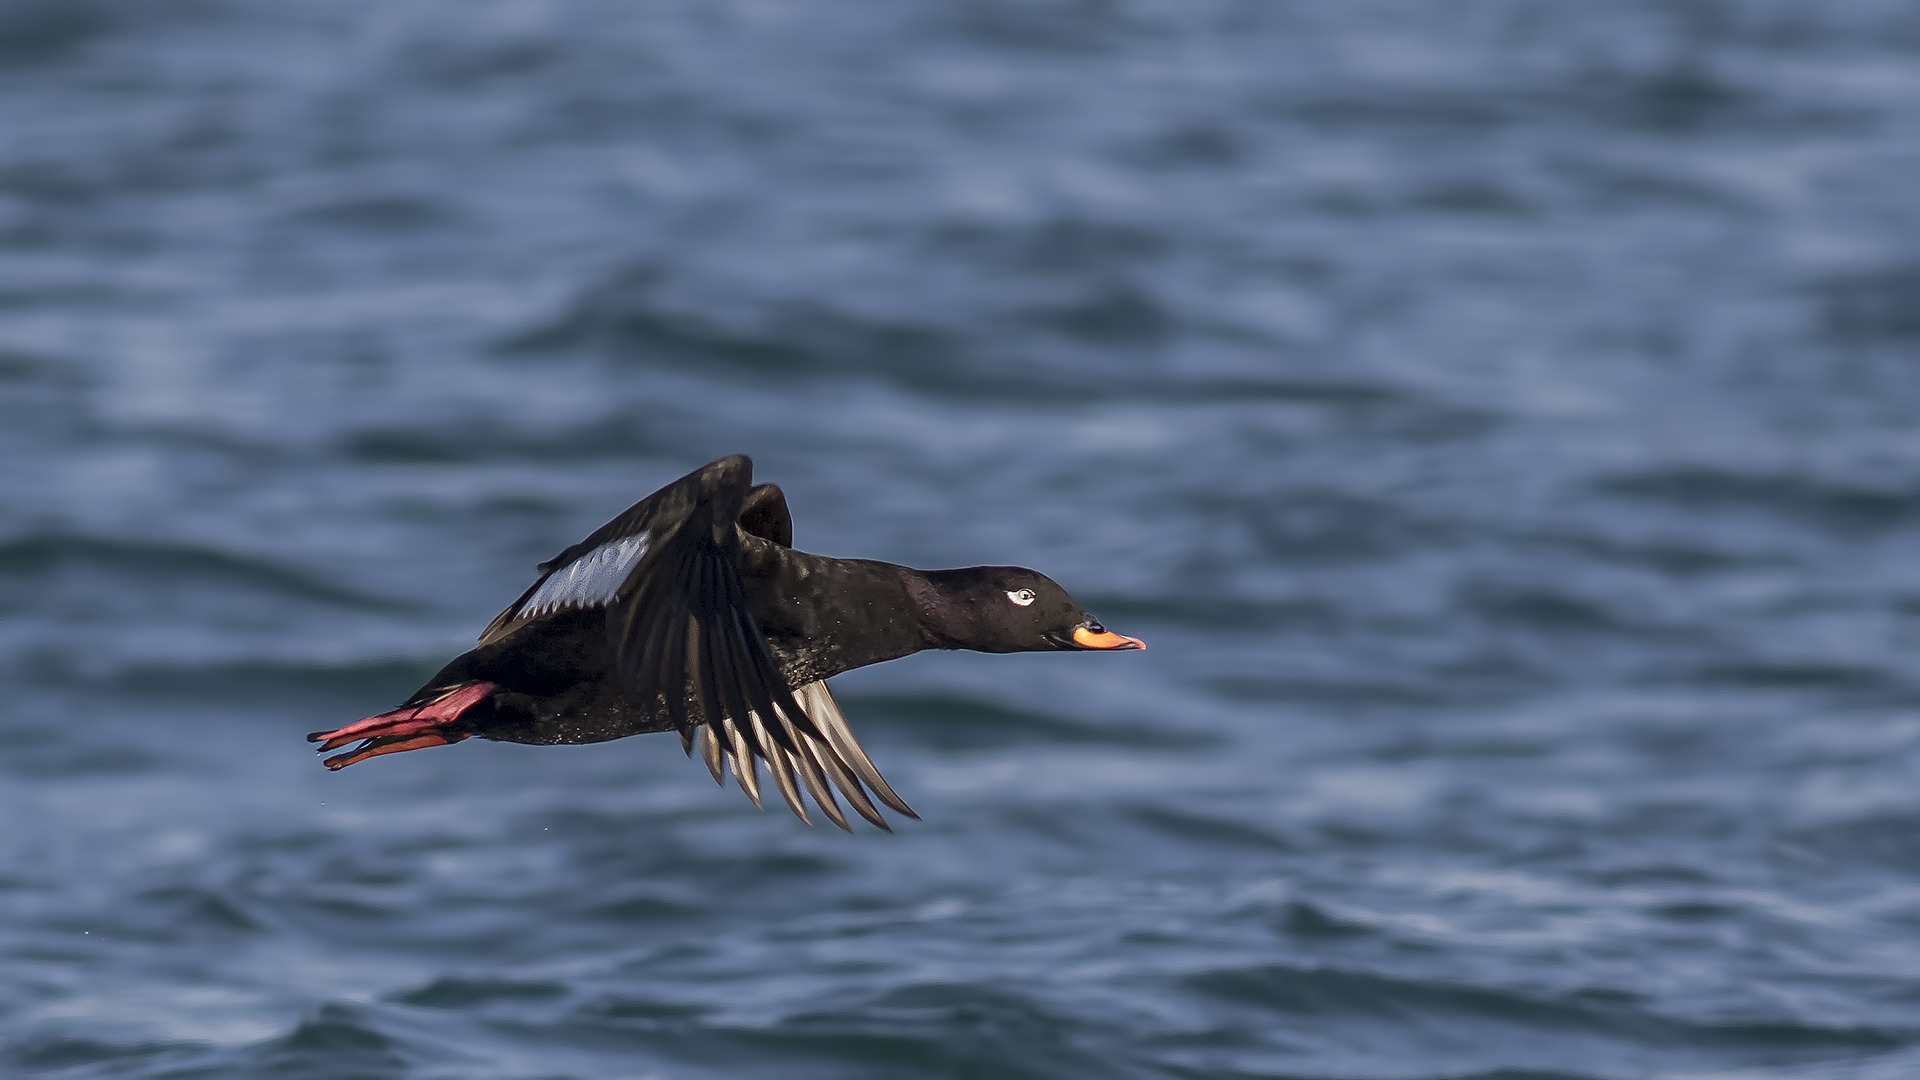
309, 455, 1144, 830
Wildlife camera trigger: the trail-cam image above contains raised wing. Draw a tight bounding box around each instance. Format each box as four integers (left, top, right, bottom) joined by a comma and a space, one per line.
479, 455, 914, 830
478, 484, 668, 647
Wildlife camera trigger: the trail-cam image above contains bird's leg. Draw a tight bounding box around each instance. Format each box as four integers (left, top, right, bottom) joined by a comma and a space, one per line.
307, 681, 497, 769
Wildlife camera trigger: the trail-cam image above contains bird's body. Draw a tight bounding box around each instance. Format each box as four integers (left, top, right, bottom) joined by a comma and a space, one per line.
310, 455, 1143, 829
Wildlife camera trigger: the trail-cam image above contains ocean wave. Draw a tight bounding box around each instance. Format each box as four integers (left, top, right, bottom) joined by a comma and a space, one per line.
496, 258, 1490, 420
1815, 262, 1920, 343
849, 691, 1197, 752
10, 653, 441, 701
0, 533, 413, 613
2, 1032, 194, 1076
339, 415, 675, 465
1596, 468, 1920, 534
237, 1004, 414, 1078
717, 981, 1133, 1080
393, 976, 567, 1010
1183, 962, 1904, 1061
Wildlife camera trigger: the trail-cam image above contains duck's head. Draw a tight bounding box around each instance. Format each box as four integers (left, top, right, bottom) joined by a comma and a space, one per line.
918, 566, 1145, 654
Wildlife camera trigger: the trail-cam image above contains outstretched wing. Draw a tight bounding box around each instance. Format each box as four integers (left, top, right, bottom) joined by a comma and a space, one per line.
478, 455, 915, 830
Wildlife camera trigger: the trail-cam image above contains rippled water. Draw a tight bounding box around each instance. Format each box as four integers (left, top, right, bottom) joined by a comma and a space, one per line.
6, 2, 1920, 1077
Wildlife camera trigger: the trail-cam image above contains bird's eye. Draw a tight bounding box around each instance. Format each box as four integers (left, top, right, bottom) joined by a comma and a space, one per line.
1007, 588, 1036, 606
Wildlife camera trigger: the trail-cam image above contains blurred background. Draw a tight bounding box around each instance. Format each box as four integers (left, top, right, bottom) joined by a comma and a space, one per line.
4, 1, 1920, 1077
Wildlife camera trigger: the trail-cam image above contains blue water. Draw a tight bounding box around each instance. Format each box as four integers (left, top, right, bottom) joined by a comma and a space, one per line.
6, 2, 1920, 1077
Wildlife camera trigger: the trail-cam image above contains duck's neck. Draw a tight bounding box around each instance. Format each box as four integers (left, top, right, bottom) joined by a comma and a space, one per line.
744, 543, 946, 683
900, 567, 973, 650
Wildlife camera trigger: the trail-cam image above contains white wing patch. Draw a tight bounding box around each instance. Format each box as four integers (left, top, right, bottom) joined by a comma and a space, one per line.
519, 532, 649, 618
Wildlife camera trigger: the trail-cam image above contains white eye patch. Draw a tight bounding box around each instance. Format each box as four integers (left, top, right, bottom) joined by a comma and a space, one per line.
1007, 588, 1036, 606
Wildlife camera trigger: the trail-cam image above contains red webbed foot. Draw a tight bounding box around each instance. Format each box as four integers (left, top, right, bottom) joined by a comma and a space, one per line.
308, 681, 496, 769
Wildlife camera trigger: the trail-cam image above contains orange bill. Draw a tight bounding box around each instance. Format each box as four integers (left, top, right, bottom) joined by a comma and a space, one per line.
1071, 626, 1146, 650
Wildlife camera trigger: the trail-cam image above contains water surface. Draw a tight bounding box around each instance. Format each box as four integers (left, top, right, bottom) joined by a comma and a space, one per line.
6, 2, 1920, 1077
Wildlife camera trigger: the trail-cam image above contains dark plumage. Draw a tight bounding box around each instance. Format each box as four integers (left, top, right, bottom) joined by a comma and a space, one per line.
309, 455, 1144, 830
